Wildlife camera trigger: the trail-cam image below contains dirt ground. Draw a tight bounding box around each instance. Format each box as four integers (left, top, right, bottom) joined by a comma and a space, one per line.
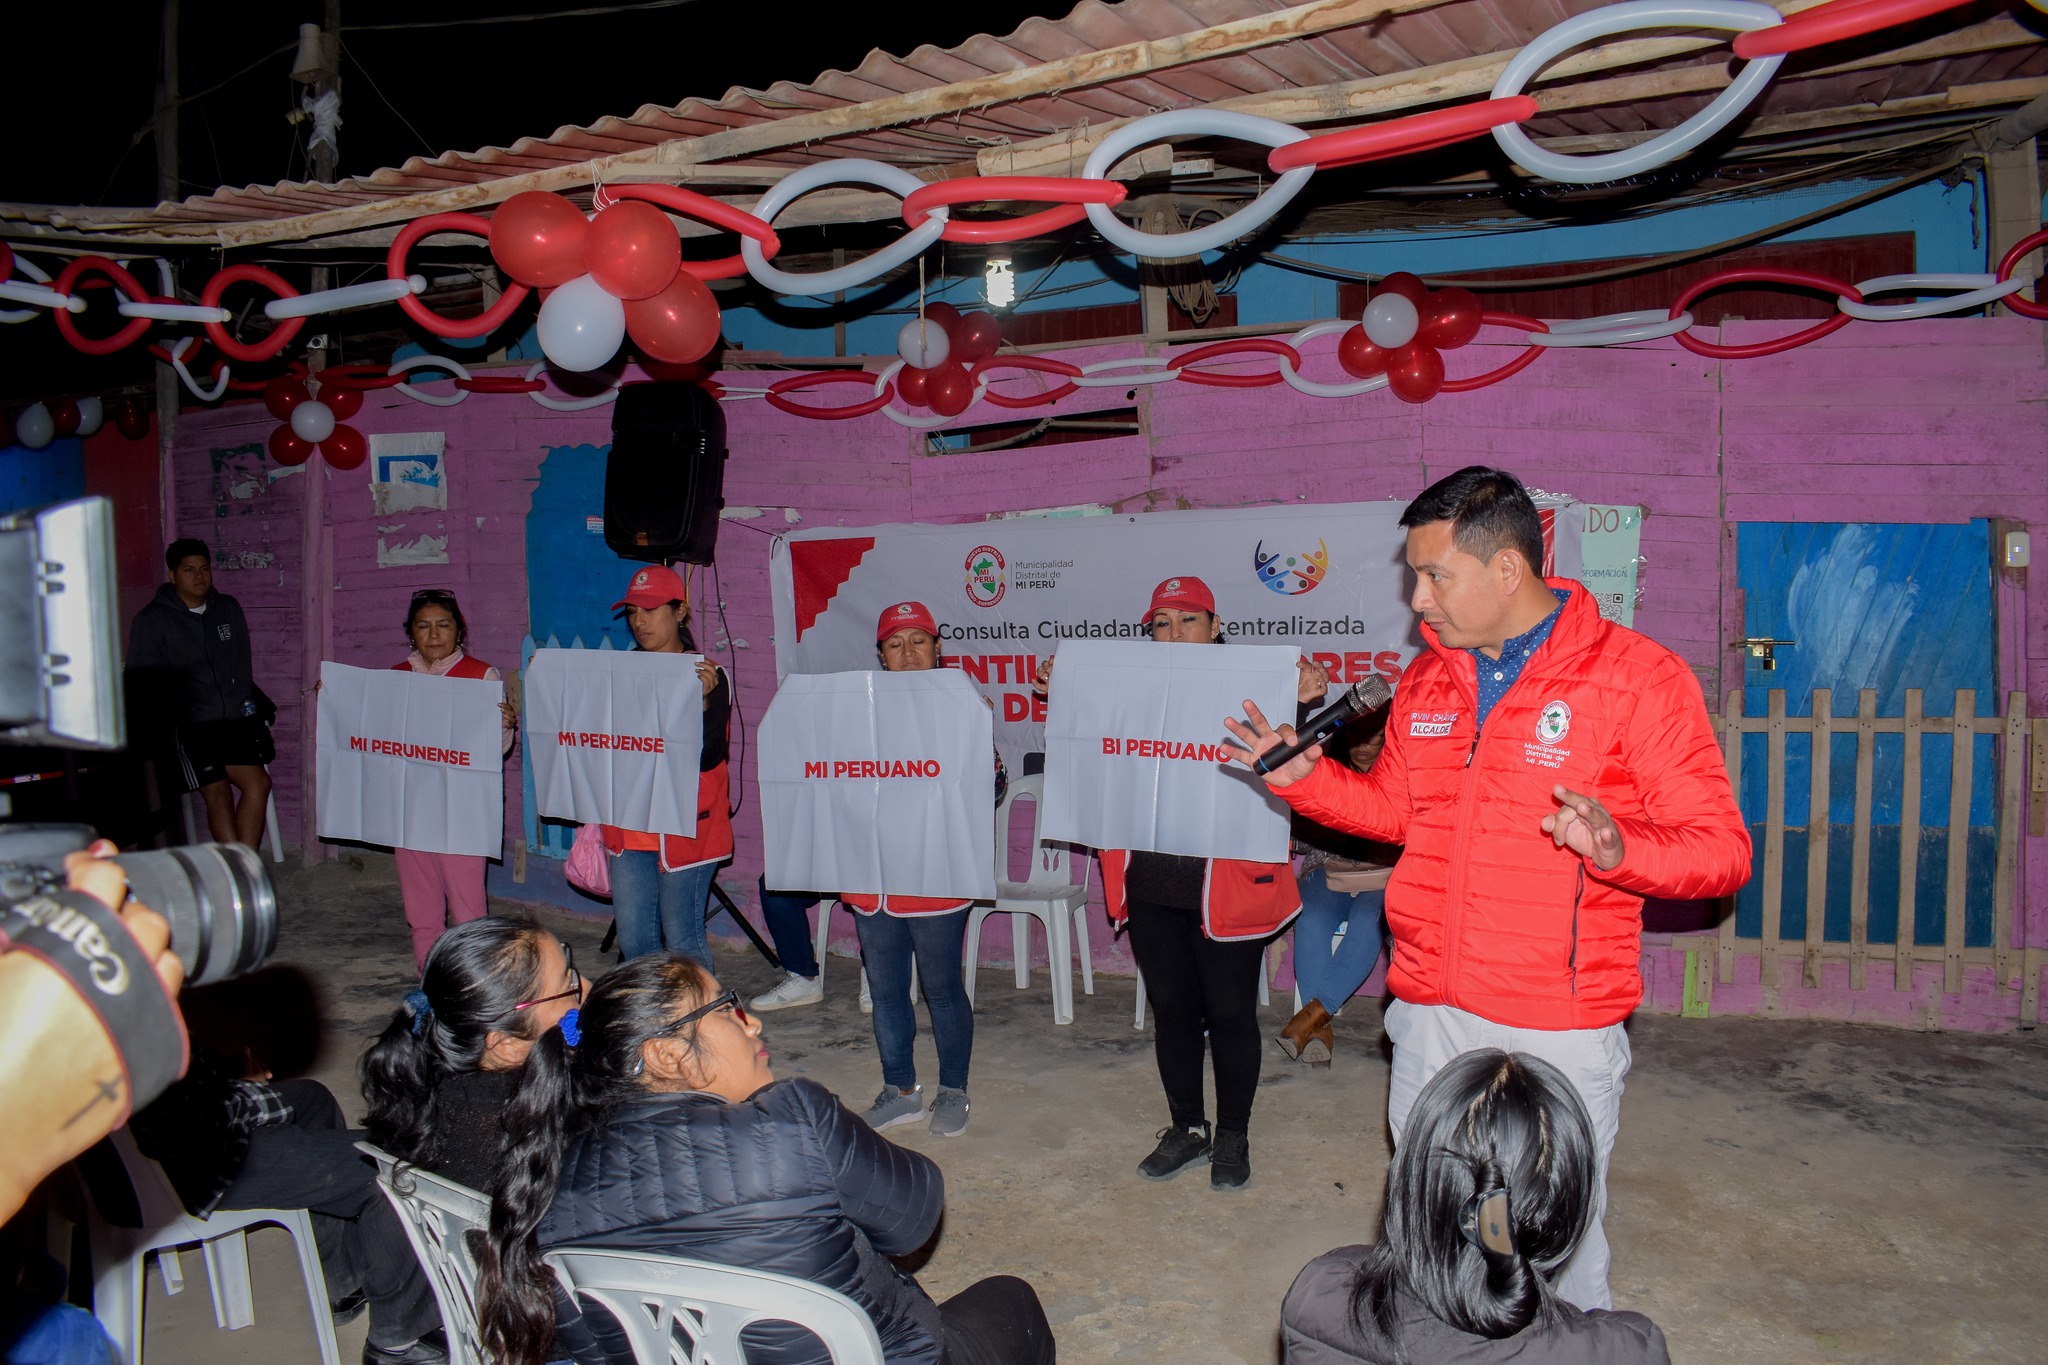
136, 855, 2048, 1364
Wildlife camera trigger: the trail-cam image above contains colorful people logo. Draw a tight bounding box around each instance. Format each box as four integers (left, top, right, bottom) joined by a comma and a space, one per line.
1253, 539, 1328, 596
965, 544, 1007, 608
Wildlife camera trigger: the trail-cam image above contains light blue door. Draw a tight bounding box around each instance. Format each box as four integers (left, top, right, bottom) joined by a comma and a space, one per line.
1734, 522, 1998, 950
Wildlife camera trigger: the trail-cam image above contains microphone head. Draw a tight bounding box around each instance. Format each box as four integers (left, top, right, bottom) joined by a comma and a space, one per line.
1351, 675, 1393, 712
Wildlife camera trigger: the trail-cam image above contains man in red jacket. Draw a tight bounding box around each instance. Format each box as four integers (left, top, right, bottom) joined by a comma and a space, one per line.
1226, 466, 1749, 1310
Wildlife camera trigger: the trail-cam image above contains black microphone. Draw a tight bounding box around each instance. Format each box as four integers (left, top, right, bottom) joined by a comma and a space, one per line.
1253, 675, 1394, 774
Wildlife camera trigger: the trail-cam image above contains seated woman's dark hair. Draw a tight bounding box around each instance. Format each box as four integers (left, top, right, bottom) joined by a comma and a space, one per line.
1349, 1049, 1598, 1361
477, 952, 716, 1365
359, 914, 550, 1165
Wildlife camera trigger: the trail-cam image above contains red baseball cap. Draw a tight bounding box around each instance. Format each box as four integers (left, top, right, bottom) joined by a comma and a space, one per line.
612, 564, 689, 611
876, 600, 939, 643
1145, 575, 1216, 617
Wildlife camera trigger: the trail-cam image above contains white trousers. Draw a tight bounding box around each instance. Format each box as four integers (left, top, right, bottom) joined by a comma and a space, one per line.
1383, 999, 1632, 1311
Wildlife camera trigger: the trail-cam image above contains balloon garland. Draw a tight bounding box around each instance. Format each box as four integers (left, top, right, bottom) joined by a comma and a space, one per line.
1, 0, 2037, 444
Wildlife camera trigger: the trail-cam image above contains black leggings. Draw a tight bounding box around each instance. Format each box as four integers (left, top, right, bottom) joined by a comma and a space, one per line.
939, 1275, 1055, 1365
1125, 898, 1268, 1136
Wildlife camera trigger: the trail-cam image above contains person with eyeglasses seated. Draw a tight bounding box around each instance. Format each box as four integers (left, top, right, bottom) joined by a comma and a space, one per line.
360, 914, 585, 1193
477, 953, 1056, 1365
389, 588, 520, 971
1281, 1049, 1668, 1365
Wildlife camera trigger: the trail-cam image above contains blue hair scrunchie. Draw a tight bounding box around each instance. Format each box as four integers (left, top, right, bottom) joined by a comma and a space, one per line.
403, 989, 433, 1036
558, 1008, 581, 1049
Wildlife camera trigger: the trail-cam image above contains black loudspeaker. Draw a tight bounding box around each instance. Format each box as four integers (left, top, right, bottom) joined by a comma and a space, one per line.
605, 381, 728, 565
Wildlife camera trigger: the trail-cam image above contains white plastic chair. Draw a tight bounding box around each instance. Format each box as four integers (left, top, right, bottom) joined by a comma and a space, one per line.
963, 774, 1092, 1025
543, 1247, 885, 1365
89, 1128, 340, 1365
357, 1142, 490, 1365
177, 772, 284, 863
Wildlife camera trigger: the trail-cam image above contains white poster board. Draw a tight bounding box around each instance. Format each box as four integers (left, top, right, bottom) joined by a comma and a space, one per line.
524, 648, 705, 837
1041, 640, 1297, 862
315, 662, 504, 857
757, 669, 996, 899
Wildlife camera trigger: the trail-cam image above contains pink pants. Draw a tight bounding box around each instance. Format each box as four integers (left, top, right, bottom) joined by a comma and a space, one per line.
395, 848, 489, 970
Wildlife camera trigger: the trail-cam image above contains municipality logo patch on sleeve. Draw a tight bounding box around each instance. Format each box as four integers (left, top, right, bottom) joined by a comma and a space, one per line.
1537, 699, 1572, 744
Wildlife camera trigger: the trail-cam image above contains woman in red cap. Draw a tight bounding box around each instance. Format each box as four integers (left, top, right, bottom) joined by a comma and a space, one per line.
843, 600, 1006, 1139
599, 564, 732, 968
390, 588, 519, 971
1037, 575, 1325, 1190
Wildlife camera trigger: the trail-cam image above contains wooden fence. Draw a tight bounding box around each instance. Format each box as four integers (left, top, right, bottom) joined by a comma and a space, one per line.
1689, 688, 2044, 1027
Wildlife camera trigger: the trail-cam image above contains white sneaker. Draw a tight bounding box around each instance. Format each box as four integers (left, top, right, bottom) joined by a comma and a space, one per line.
750, 972, 823, 1013
859, 970, 873, 1015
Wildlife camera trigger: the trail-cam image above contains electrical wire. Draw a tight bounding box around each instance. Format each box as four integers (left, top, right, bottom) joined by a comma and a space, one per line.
341, 0, 711, 34
340, 40, 438, 164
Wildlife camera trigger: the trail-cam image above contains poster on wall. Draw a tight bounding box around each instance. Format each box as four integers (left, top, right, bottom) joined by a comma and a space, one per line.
1041, 640, 1297, 862
756, 669, 996, 898
524, 648, 706, 837
1576, 504, 1643, 626
315, 663, 505, 857
768, 501, 1589, 771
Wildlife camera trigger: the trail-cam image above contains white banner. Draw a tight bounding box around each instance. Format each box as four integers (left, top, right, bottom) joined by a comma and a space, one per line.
1041, 640, 1298, 862
524, 649, 705, 837
757, 669, 996, 900
315, 662, 504, 857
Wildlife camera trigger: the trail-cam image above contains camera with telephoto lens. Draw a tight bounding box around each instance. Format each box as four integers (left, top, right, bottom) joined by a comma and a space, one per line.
0, 823, 277, 987
0, 497, 279, 986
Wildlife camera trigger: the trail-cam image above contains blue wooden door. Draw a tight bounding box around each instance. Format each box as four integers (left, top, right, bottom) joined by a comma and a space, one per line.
1735, 522, 1998, 951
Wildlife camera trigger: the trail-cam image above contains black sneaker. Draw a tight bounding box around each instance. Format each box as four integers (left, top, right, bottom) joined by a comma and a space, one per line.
363, 1330, 449, 1365
1137, 1122, 1212, 1181
1211, 1130, 1251, 1190
329, 1291, 367, 1328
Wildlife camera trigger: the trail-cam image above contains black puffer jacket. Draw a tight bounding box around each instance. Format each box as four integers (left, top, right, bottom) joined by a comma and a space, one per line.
538, 1077, 945, 1365
126, 583, 254, 724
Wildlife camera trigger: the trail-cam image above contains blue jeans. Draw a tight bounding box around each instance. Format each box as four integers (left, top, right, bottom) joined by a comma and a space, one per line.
610, 851, 716, 968
1293, 865, 1387, 1015
856, 907, 972, 1092
759, 877, 821, 978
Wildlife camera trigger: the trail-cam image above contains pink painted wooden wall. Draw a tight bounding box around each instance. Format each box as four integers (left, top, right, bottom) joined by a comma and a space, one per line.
163, 316, 2048, 1029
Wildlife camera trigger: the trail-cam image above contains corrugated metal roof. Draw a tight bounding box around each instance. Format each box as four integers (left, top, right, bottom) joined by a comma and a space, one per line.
3, 0, 2041, 247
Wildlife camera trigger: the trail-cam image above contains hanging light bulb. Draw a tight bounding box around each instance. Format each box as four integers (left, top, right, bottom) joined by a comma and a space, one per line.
984, 256, 1016, 310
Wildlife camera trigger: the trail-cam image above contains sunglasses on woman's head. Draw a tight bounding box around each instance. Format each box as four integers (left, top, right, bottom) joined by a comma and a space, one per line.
410, 588, 457, 606
511, 940, 581, 1011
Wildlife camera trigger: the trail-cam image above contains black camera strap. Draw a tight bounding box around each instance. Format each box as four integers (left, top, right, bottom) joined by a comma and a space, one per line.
0, 889, 188, 1120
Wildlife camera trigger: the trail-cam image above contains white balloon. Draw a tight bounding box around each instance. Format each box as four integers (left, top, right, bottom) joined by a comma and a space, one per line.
897, 318, 951, 370
15, 403, 55, 449
290, 399, 337, 443
1363, 293, 1421, 349
537, 273, 628, 372
74, 396, 104, 436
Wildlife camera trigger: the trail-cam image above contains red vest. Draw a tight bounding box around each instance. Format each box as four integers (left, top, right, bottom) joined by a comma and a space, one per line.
1098, 849, 1299, 942
599, 665, 735, 872
841, 890, 969, 918
393, 652, 494, 680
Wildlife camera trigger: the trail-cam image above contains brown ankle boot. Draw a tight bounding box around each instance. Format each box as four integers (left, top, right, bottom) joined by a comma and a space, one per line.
1278, 1000, 1332, 1061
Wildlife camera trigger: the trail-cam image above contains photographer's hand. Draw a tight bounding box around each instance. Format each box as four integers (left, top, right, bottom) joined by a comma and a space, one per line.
0, 844, 186, 1221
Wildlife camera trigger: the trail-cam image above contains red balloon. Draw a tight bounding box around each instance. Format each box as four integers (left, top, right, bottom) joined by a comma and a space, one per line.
263, 377, 310, 422
926, 361, 974, 417
113, 396, 151, 440
1419, 287, 1483, 350
921, 301, 962, 335
490, 191, 590, 289
320, 385, 364, 421
895, 366, 930, 407
586, 201, 682, 301
321, 425, 369, 470
1378, 272, 1429, 306
1336, 324, 1391, 378
1387, 343, 1445, 404
624, 269, 721, 364
268, 425, 315, 466
50, 400, 81, 438
950, 312, 1001, 367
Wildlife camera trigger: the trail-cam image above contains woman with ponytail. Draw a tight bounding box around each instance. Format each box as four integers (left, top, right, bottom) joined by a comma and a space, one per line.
1281, 1050, 1668, 1365
360, 914, 584, 1191
477, 954, 1055, 1365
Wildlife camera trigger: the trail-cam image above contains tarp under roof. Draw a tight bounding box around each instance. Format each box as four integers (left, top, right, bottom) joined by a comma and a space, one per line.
2, 0, 2042, 250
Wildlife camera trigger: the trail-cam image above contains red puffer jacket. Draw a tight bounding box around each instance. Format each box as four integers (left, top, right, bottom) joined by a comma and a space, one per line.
1275, 581, 1749, 1030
